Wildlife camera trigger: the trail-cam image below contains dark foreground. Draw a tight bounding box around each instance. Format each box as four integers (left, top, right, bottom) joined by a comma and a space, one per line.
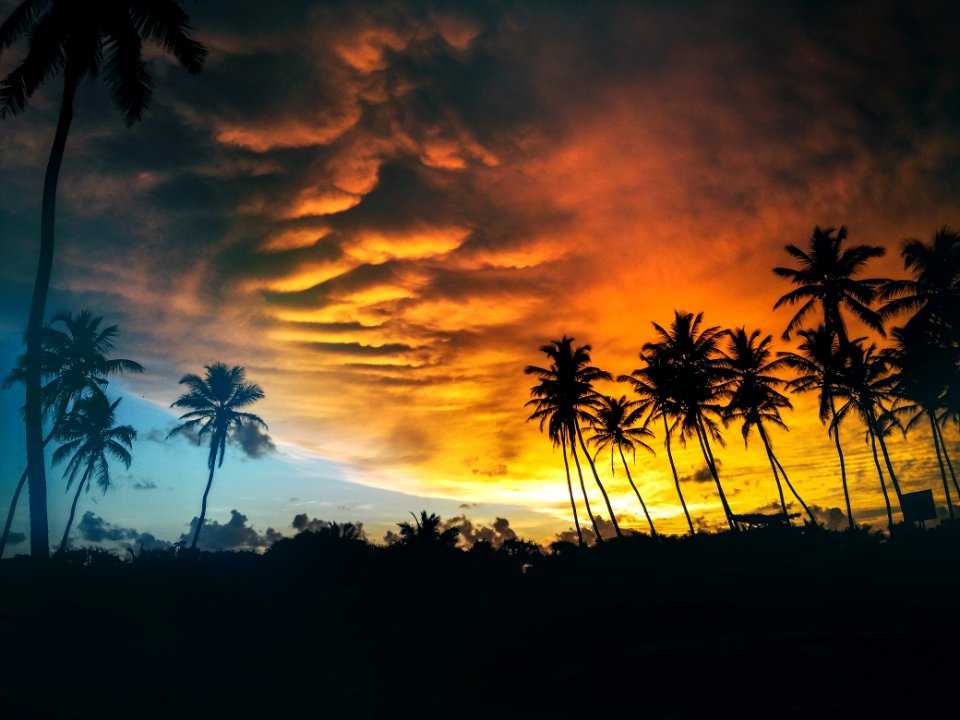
3, 525, 960, 719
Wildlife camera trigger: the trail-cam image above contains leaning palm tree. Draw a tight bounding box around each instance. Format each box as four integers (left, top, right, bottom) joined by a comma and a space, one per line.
719, 328, 815, 524
589, 395, 657, 536
169, 364, 266, 550
0, 310, 142, 558
621, 352, 695, 535
832, 341, 907, 520
779, 326, 855, 529
51, 393, 135, 554
773, 226, 887, 348
645, 311, 736, 530
1, 0, 205, 558
526, 337, 622, 542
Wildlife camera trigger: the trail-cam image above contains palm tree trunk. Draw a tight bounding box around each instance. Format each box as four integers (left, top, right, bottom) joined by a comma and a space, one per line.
929, 412, 955, 521
757, 427, 788, 519
191, 461, 217, 550
575, 423, 623, 538
619, 446, 656, 536
25, 70, 79, 559
762, 431, 816, 524
828, 398, 854, 530
568, 433, 603, 543
869, 429, 895, 529
694, 417, 735, 530
57, 462, 92, 554
872, 416, 905, 514
560, 430, 585, 547
933, 419, 960, 504
1, 427, 64, 558
663, 415, 694, 535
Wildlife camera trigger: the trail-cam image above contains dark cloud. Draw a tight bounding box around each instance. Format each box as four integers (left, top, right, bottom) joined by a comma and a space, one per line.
132, 479, 158, 491
6, 531, 25, 546
228, 423, 277, 459
683, 462, 721, 484
292, 513, 368, 540
809, 505, 847, 531
76, 512, 172, 551
441, 515, 517, 549
180, 510, 283, 552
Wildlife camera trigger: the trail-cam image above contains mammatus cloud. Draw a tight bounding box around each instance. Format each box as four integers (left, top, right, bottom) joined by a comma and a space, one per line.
76, 512, 172, 551
180, 510, 283, 552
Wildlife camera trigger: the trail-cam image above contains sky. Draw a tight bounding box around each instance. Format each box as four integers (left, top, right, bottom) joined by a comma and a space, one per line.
1, 0, 958, 554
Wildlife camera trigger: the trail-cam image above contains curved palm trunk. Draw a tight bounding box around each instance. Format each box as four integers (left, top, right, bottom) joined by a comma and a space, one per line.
26, 75, 78, 559
2, 427, 64, 558
664, 415, 694, 535
560, 430, 585, 547
828, 398, 855, 530
618, 446, 656, 536
567, 434, 603, 543
929, 413, 955, 521
191, 461, 217, 550
869, 429, 895, 529
762, 432, 816, 524
871, 417, 905, 515
933, 419, 960, 505
57, 462, 92, 554
694, 417, 735, 530
758, 430, 788, 519
575, 423, 622, 538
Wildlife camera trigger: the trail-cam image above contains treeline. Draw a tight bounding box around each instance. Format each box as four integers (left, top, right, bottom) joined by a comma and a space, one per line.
527, 226, 959, 542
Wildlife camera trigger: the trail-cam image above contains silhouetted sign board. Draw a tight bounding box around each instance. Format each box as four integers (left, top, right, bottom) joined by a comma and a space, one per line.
901, 489, 936, 523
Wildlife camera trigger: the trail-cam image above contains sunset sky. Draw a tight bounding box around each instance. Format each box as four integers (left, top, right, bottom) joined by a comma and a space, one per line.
1, 0, 958, 552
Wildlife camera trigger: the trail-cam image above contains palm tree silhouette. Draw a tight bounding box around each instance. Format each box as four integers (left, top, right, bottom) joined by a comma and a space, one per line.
589, 395, 657, 536
169, 364, 266, 550
0, 1, 205, 558
832, 341, 907, 521
526, 337, 622, 542
0, 310, 142, 558
621, 352, 695, 535
396, 511, 460, 549
779, 326, 854, 529
51, 393, 135, 553
644, 312, 736, 530
719, 328, 815, 524
773, 226, 886, 348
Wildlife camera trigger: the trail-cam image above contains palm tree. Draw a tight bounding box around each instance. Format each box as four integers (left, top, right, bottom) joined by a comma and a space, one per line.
396, 511, 460, 549
526, 337, 622, 542
832, 341, 907, 521
1, 1, 205, 558
644, 311, 736, 530
719, 328, 815, 524
0, 310, 142, 558
773, 226, 887, 348
621, 352, 695, 535
169, 364, 266, 550
589, 395, 657, 536
51, 393, 135, 553
779, 326, 855, 529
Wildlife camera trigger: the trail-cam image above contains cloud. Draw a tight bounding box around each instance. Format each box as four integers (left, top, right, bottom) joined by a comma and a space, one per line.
683, 462, 721, 484
6, 531, 25, 546
228, 423, 277, 459
809, 505, 847, 531
76, 512, 172, 551
179, 510, 283, 551
132, 479, 158, 491
441, 515, 517, 549
291, 513, 367, 541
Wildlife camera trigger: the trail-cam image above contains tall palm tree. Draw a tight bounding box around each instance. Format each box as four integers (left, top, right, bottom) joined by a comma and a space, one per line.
0, 310, 142, 558
396, 511, 460, 549
169, 363, 266, 550
589, 395, 657, 536
779, 326, 855, 529
880, 226, 960, 345
773, 226, 887, 348
832, 341, 907, 520
1, 0, 205, 558
526, 337, 622, 542
51, 393, 135, 553
621, 352, 695, 535
644, 311, 735, 530
719, 328, 815, 524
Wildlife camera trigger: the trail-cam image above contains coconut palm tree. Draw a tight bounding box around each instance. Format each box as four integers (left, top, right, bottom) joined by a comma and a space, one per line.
589, 395, 657, 536
0, 310, 142, 558
51, 393, 135, 553
719, 328, 815, 524
526, 337, 622, 542
396, 511, 460, 549
621, 352, 695, 535
779, 326, 855, 529
644, 311, 735, 530
1, 0, 205, 558
169, 364, 266, 550
773, 226, 887, 348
